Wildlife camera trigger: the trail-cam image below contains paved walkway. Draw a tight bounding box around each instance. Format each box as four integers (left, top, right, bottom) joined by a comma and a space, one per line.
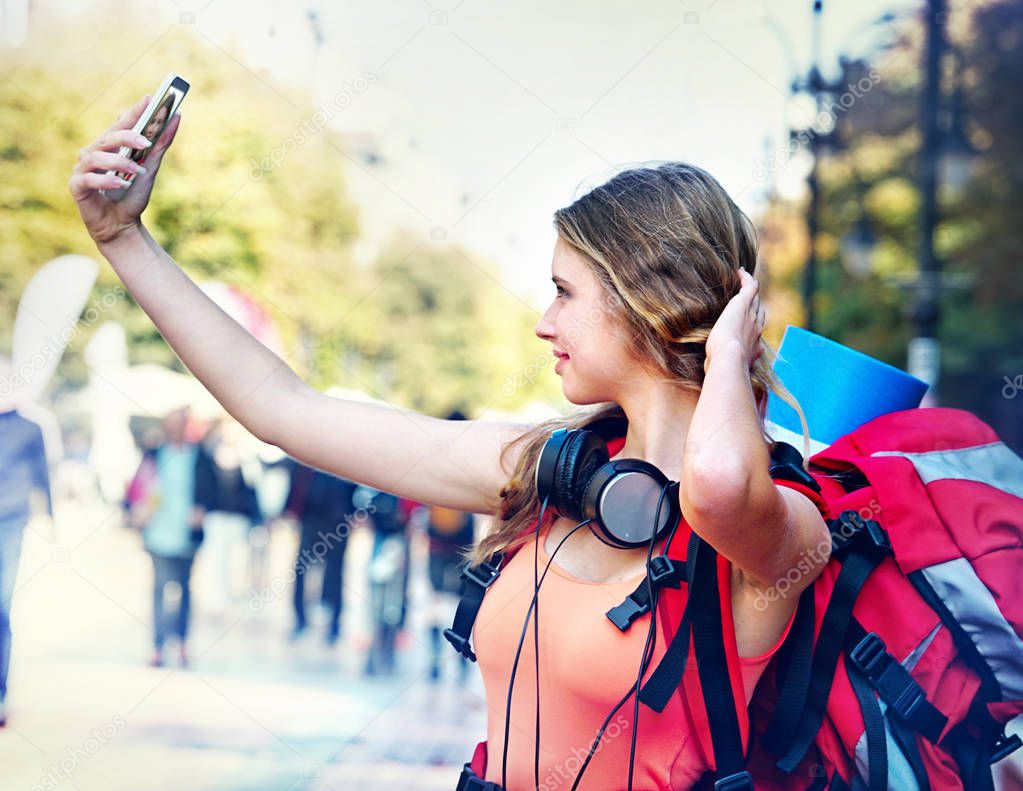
6, 495, 1022, 790
0, 493, 487, 791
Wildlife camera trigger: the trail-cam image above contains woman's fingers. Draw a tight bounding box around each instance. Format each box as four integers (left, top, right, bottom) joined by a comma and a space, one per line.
74, 148, 145, 177
76, 171, 132, 192
738, 267, 759, 302
86, 127, 152, 156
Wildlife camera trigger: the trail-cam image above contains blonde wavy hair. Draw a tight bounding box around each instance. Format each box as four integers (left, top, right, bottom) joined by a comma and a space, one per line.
470, 162, 810, 566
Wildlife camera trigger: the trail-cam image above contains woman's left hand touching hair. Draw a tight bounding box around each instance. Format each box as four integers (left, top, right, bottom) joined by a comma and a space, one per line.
705, 266, 765, 373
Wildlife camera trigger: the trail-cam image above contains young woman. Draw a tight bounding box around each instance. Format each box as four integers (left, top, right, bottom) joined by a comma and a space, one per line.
70, 97, 831, 789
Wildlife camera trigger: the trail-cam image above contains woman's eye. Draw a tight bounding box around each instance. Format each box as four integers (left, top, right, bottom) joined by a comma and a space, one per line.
555, 285, 567, 298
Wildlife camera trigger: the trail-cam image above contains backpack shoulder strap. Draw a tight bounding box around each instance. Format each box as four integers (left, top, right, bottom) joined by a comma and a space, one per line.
444, 515, 540, 662
690, 537, 754, 789
443, 552, 504, 662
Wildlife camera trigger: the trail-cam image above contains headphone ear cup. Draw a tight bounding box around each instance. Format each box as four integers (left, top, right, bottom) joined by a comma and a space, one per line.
590, 460, 677, 548
574, 447, 610, 521
553, 430, 608, 522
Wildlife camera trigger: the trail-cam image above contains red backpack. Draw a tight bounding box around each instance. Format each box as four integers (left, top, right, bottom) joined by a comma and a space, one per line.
724, 407, 1023, 790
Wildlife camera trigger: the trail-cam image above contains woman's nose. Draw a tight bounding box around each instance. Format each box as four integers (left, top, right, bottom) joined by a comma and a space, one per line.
535, 306, 556, 341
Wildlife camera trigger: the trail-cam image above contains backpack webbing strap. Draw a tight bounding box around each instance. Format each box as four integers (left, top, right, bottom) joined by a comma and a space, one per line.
845, 619, 948, 744
689, 535, 753, 790
637, 532, 700, 712
888, 708, 932, 791
843, 653, 888, 791
761, 588, 815, 756
443, 555, 503, 662
775, 534, 887, 772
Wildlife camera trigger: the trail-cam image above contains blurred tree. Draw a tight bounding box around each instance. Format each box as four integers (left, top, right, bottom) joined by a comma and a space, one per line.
0, 1, 557, 418
331, 231, 561, 416
762, 0, 1023, 451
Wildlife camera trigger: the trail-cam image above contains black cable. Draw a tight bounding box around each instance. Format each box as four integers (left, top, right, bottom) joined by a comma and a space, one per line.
533, 495, 542, 790
571, 482, 675, 791
501, 495, 590, 791
627, 485, 668, 791
504, 494, 550, 791
569, 583, 661, 791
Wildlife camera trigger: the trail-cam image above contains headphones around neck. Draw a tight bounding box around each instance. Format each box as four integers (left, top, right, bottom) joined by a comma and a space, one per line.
534, 419, 680, 550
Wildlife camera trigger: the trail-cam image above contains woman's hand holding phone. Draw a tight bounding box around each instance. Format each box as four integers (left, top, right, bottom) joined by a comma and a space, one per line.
68, 94, 181, 246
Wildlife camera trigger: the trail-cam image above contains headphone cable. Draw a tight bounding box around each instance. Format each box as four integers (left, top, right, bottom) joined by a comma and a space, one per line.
626, 483, 671, 790
501, 497, 590, 791
570, 481, 675, 791
533, 494, 542, 790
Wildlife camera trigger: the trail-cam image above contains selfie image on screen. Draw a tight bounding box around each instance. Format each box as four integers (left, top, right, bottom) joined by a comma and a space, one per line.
117, 87, 183, 179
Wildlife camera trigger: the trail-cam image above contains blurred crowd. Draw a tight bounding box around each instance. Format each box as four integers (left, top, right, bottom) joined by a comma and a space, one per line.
0, 401, 479, 728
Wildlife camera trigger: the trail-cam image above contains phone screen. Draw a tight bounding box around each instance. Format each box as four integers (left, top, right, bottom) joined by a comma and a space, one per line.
110, 75, 189, 189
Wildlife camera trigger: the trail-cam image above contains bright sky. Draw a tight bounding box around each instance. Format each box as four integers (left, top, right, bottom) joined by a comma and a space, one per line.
47, 0, 917, 309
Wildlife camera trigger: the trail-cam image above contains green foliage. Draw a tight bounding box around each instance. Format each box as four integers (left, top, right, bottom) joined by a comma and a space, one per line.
0, 1, 557, 418
331, 232, 561, 416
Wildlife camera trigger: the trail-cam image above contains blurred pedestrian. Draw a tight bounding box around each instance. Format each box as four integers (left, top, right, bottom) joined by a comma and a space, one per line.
416, 409, 477, 682
285, 462, 356, 645
125, 407, 213, 668
424, 502, 475, 682
359, 487, 410, 676
0, 407, 52, 727
249, 443, 291, 602
199, 417, 262, 616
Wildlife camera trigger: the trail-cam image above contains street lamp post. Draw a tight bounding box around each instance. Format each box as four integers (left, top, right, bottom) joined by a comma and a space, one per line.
797, 0, 830, 334
908, 0, 946, 407
796, 1, 857, 333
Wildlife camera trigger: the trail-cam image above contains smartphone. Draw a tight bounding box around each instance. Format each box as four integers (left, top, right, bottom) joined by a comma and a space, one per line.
101, 72, 189, 201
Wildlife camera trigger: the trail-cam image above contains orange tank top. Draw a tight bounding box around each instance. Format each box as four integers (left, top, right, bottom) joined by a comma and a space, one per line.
473, 516, 796, 790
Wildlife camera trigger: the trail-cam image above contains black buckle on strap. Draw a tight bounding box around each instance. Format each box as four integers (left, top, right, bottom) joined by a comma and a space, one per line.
443, 628, 477, 662
648, 555, 684, 587
606, 597, 648, 631
992, 732, 1023, 764
443, 560, 503, 662
456, 762, 503, 791
606, 556, 685, 632
849, 632, 927, 724
831, 511, 891, 558
714, 770, 753, 791
849, 631, 888, 676
462, 561, 501, 591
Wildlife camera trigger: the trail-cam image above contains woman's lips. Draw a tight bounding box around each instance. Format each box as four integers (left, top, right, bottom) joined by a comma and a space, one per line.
554, 352, 569, 373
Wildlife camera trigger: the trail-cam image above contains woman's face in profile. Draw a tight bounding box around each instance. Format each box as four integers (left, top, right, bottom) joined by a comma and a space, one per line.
144, 103, 171, 140
534, 238, 638, 405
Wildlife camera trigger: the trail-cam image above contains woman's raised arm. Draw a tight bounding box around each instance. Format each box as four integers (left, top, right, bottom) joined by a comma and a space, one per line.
71, 96, 532, 515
